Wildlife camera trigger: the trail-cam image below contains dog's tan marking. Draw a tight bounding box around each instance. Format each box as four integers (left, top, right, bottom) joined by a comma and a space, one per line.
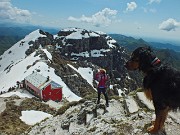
144, 89, 153, 101
147, 107, 169, 133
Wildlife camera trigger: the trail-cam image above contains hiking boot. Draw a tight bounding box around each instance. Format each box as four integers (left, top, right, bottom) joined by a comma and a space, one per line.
106, 104, 109, 107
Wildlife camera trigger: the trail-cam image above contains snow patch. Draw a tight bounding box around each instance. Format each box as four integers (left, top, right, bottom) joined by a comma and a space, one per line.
42, 49, 52, 60
67, 64, 94, 87
20, 110, 52, 125
0, 89, 34, 98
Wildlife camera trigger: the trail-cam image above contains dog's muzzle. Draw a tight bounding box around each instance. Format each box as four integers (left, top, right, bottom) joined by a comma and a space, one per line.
124, 61, 131, 70
124, 61, 139, 71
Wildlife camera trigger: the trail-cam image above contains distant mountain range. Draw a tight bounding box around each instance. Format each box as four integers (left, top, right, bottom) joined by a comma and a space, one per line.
148, 42, 180, 52
109, 34, 180, 52
0, 22, 59, 35
0, 23, 59, 55
109, 34, 149, 51
109, 34, 180, 70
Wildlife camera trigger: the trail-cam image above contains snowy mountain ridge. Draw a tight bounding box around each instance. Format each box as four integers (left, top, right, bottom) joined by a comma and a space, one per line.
0, 29, 82, 101
0, 28, 134, 98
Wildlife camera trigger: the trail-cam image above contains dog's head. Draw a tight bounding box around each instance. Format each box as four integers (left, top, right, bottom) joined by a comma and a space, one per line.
125, 47, 161, 72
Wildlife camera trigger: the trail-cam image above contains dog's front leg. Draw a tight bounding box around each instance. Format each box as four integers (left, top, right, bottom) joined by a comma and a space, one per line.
147, 107, 169, 133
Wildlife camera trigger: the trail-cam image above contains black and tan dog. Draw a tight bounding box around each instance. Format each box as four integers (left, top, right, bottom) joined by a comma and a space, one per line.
125, 47, 180, 133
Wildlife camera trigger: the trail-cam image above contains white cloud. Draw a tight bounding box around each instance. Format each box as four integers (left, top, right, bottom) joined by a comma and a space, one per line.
149, 8, 157, 13
0, 0, 31, 22
142, 7, 148, 13
125, 2, 137, 12
68, 8, 118, 27
142, 7, 156, 13
148, 0, 161, 4
159, 18, 180, 31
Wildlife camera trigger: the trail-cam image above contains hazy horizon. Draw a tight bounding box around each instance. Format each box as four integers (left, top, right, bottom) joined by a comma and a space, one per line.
1, 21, 180, 47
0, 0, 180, 43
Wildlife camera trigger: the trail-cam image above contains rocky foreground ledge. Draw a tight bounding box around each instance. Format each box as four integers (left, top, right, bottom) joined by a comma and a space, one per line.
0, 90, 179, 135
24, 96, 180, 135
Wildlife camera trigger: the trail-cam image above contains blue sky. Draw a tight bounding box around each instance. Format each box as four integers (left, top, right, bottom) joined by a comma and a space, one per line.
0, 0, 180, 43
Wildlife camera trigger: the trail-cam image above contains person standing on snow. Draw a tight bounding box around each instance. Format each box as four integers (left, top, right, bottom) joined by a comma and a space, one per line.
94, 69, 109, 107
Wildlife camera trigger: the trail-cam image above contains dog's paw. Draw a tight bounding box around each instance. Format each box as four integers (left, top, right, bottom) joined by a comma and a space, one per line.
147, 125, 159, 133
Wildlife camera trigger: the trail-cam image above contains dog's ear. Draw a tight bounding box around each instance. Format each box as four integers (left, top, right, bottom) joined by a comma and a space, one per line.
133, 46, 153, 58
139, 46, 153, 55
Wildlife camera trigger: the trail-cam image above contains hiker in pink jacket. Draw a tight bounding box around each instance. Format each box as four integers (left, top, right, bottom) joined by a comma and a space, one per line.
95, 69, 109, 107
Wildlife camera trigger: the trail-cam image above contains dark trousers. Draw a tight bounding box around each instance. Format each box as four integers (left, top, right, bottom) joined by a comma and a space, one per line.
97, 88, 108, 105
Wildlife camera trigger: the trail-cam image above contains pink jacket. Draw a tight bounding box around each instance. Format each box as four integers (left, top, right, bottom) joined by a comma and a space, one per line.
95, 72, 108, 88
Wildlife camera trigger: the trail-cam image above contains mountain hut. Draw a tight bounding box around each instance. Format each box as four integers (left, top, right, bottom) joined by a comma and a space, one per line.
24, 72, 62, 101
